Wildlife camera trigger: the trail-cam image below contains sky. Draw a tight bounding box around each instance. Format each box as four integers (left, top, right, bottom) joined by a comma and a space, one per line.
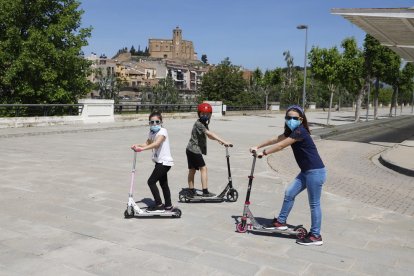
80, 0, 413, 70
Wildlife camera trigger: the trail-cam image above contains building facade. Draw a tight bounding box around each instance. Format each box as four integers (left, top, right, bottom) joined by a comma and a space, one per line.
149, 27, 196, 60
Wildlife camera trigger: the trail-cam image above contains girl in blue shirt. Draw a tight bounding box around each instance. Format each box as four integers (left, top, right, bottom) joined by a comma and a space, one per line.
250, 105, 326, 246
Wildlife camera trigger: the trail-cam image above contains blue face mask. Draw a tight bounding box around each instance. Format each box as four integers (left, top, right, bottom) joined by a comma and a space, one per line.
150, 125, 161, 133
286, 119, 301, 131
199, 115, 209, 123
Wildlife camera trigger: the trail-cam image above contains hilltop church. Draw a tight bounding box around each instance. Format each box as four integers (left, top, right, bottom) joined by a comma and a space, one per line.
149, 27, 197, 60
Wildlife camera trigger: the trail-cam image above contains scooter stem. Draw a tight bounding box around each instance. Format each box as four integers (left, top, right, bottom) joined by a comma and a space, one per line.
226, 147, 232, 182
129, 151, 137, 195
245, 152, 257, 203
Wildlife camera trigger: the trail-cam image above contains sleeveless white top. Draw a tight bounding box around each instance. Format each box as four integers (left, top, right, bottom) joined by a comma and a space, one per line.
148, 127, 174, 166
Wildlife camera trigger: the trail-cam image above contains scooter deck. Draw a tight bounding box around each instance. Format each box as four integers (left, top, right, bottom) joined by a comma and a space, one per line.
183, 195, 225, 202
133, 209, 180, 217
179, 188, 225, 202
125, 206, 182, 218
250, 226, 300, 236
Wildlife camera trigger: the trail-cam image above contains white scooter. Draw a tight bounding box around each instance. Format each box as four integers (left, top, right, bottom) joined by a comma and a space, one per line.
124, 150, 182, 218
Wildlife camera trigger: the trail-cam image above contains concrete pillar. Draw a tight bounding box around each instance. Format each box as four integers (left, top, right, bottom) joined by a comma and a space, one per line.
308, 102, 316, 110
78, 99, 114, 123
203, 101, 222, 118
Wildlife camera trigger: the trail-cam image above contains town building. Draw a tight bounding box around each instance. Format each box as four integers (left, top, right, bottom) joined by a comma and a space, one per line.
86, 53, 116, 98
86, 27, 210, 102
149, 27, 196, 60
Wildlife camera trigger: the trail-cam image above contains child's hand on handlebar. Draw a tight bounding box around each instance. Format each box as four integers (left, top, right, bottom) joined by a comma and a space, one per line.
131, 145, 144, 152
250, 146, 258, 153
220, 141, 232, 147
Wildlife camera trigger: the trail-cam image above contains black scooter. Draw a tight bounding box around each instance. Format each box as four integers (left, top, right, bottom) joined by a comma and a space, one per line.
236, 151, 307, 238
179, 144, 238, 203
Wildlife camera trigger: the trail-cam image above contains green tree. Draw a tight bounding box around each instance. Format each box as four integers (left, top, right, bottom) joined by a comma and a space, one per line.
400, 63, 414, 106
130, 45, 136, 55
262, 68, 283, 105
263, 68, 283, 88
251, 68, 263, 87
94, 68, 125, 102
363, 34, 388, 119
308, 46, 341, 124
201, 54, 208, 64
381, 49, 401, 116
340, 37, 366, 122
199, 57, 247, 105
153, 76, 180, 104
280, 51, 301, 106
378, 87, 393, 105
249, 67, 272, 109
0, 0, 92, 105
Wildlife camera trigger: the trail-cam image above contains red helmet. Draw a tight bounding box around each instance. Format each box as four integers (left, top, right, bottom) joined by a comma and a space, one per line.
198, 103, 212, 113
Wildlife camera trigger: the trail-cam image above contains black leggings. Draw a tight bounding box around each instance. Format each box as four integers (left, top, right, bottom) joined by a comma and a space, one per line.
147, 163, 171, 206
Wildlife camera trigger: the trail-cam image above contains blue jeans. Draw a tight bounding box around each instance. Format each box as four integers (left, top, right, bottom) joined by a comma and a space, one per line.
277, 168, 327, 237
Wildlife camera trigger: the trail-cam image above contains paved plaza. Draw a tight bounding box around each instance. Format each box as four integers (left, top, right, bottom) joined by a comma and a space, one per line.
0, 108, 413, 275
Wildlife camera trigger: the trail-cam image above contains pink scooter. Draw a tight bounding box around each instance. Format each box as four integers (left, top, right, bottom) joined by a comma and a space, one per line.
236, 151, 307, 238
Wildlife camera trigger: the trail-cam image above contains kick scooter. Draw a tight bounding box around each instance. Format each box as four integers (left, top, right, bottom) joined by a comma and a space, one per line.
124, 150, 182, 218
179, 144, 239, 203
236, 151, 307, 238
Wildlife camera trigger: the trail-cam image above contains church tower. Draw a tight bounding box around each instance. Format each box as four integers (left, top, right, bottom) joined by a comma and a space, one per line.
172, 26, 182, 59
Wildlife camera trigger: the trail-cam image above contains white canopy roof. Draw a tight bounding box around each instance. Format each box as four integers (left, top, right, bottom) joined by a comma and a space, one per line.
331, 7, 414, 62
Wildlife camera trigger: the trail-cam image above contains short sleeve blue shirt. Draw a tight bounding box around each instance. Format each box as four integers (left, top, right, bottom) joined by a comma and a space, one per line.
285, 125, 325, 172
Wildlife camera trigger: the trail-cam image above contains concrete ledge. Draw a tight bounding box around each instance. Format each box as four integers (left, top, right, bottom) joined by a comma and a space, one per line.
114, 112, 196, 122
379, 144, 414, 177
0, 116, 82, 128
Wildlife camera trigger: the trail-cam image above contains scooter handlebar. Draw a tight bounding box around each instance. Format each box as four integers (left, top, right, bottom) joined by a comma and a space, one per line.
224, 144, 233, 148
131, 146, 143, 152
250, 150, 263, 159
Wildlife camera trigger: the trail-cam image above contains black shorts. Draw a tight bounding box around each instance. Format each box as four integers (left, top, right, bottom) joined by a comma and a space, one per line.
186, 149, 205, 170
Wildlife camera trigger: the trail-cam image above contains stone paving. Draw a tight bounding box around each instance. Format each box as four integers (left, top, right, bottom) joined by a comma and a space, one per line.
0, 108, 413, 275
268, 139, 414, 216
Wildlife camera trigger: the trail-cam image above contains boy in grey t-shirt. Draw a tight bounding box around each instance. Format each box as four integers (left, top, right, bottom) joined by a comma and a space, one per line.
186, 103, 231, 197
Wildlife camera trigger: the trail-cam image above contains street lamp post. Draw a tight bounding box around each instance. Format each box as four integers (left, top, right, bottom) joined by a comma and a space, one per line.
297, 24, 308, 109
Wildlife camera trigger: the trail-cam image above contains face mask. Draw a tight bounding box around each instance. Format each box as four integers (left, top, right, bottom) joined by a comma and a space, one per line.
286, 119, 301, 131
150, 125, 161, 133
199, 115, 209, 123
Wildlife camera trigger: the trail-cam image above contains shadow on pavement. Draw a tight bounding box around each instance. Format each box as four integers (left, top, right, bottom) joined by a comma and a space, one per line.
314, 116, 414, 144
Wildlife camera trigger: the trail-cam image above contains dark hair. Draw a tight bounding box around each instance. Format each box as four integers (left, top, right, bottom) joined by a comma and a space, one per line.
149, 110, 162, 121
284, 106, 310, 135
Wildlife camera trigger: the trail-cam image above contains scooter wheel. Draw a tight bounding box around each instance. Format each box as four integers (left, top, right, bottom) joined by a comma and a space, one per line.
236, 222, 247, 233
226, 189, 239, 202
124, 209, 133, 219
295, 226, 308, 239
172, 208, 182, 218
179, 193, 186, 202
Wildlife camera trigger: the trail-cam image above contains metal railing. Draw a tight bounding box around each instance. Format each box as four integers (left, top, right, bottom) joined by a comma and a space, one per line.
114, 104, 266, 114
114, 104, 197, 114
226, 105, 265, 111
0, 104, 83, 117
0, 103, 266, 117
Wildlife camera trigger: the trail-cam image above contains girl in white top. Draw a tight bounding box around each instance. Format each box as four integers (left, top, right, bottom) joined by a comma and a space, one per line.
131, 111, 174, 212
